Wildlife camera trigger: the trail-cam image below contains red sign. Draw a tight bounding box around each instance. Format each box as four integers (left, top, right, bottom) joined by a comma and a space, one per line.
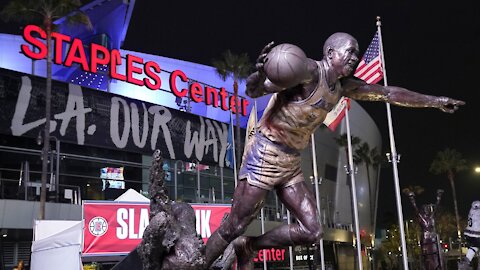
253, 248, 286, 263
20, 25, 249, 116
82, 201, 230, 256
191, 204, 231, 243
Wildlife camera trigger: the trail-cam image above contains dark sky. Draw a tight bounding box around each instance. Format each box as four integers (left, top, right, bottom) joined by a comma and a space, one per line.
2, 0, 479, 227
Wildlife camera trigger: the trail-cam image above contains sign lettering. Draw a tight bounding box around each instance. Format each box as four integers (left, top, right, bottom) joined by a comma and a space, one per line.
20, 25, 249, 115
82, 201, 231, 255
0, 69, 239, 167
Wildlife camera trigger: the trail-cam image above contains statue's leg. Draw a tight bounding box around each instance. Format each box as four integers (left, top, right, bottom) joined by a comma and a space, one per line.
230, 181, 322, 269
205, 180, 268, 268
249, 181, 323, 249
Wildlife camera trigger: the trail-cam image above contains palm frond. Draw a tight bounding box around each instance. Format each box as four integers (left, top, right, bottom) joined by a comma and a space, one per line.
211, 58, 228, 81
212, 50, 253, 82
64, 11, 92, 30
430, 148, 467, 175
2, 0, 90, 30
354, 142, 372, 165
334, 133, 361, 148
1, 0, 43, 23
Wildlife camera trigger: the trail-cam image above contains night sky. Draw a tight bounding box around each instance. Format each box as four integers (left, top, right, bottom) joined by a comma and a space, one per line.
2, 0, 480, 227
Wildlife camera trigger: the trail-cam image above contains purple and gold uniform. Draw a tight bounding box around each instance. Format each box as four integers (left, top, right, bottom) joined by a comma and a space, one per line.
239, 62, 342, 190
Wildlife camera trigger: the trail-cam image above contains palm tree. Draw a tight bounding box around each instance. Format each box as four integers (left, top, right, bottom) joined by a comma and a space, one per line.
334, 133, 361, 163
370, 147, 383, 232
354, 142, 372, 217
430, 148, 467, 241
2, 0, 91, 219
212, 50, 252, 172
370, 148, 383, 196
355, 143, 384, 224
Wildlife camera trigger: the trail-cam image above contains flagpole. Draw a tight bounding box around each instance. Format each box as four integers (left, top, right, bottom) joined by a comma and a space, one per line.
310, 134, 325, 270
377, 16, 409, 270
287, 209, 294, 270
345, 107, 363, 270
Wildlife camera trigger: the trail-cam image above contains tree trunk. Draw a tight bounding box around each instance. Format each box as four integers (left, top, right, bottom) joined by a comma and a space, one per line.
365, 163, 374, 225
448, 170, 462, 244
39, 20, 52, 220
233, 81, 241, 173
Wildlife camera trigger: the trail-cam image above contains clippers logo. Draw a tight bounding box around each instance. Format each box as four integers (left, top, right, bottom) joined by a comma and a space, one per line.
89, 216, 108, 237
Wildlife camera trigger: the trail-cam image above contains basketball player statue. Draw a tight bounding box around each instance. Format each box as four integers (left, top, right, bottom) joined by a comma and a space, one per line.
459, 201, 480, 269
407, 189, 444, 270
204, 33, 465, 270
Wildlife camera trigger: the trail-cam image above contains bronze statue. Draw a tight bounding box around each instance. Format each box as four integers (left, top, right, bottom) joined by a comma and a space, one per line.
205, 33, 465, 270
407, 189, 443, 240
113, 150, 206, 270
408, 189, 444, 269
407, 189, 444, 270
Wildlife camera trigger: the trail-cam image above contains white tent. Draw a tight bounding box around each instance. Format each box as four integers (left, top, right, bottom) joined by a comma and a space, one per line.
114, 188, 149, 202
31, 220, 83, 270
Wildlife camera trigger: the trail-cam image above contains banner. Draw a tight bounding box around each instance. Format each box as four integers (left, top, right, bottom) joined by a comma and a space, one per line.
82, 201, 231, 256
0, 68, 233, 167
191, 204, 231, 243
323, 97, 351, 131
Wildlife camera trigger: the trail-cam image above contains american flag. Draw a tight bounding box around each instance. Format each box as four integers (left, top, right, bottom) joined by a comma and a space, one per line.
354, 31, 384, 84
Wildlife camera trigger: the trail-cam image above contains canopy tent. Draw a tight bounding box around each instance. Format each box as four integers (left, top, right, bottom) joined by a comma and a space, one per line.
31, 220, 83, 270
114, 188, 149, 203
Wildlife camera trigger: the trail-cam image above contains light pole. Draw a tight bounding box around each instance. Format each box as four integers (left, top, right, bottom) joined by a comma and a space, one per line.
174, 160, 184, 201
196, 160, 201, 202
37, 131, 61, 204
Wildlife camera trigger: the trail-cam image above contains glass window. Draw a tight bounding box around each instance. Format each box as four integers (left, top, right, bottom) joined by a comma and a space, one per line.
325, 164, 337, 182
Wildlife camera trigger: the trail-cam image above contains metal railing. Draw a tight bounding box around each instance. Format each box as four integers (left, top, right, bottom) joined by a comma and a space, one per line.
0, 175, 81, 205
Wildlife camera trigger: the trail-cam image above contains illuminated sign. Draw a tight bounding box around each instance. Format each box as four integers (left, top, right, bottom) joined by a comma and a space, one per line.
20, 24, 249, 116
82, 201, 231, 256
253, 248, 286, 262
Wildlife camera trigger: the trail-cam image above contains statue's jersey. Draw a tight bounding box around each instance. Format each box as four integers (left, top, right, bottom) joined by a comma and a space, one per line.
258, 61, 342, 150
465, 201, 480, 238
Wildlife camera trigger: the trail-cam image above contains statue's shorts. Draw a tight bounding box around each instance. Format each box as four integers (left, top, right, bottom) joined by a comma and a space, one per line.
239, 132, 304, 190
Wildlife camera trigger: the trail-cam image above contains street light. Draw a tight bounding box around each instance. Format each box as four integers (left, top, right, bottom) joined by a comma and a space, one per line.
37, 131, 61, 203
474, 166, 480, 174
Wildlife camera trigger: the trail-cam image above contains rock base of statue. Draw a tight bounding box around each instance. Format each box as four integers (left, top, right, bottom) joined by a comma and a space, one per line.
112, 150, 207, 270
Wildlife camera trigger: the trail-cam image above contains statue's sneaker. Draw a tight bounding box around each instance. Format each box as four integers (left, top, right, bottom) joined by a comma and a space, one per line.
233, 236, 255, 270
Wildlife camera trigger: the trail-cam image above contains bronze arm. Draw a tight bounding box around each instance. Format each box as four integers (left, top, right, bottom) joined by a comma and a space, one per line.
342, 77, 465, 113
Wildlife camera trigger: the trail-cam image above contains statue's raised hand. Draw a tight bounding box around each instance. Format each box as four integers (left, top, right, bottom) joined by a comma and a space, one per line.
246, 41, 275, 98
255, 41, 275, 74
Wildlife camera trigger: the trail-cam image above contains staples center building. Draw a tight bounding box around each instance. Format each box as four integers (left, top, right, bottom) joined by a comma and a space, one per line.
0, 0, 382, 269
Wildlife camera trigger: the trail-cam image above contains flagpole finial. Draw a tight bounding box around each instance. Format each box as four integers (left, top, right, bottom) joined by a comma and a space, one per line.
376, 16, 382, 26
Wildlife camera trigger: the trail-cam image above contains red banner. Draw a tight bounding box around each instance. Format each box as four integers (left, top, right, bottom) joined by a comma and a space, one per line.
191, 204, 231, 243
82, 201, 230, 256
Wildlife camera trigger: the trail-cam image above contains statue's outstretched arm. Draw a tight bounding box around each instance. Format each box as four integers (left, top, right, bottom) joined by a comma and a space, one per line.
342, 77, 465, 113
